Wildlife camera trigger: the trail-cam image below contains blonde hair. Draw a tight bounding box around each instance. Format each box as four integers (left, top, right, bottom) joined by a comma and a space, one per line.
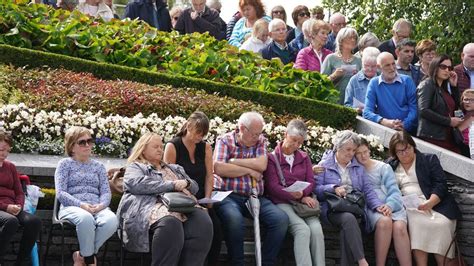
127, 132, 162, 164
461, 89, 474, 112
252, 18, 269, 37
64, 126, 91, 157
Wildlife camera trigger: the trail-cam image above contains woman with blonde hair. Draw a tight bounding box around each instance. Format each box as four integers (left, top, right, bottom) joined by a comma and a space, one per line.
294, 19, 333, 72
117, 132, 213, 265
55, 126, 118, 266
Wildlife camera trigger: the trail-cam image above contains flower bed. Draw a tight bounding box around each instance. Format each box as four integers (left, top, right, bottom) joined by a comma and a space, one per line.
1, 103, 384, 161
0, 2, 338, 102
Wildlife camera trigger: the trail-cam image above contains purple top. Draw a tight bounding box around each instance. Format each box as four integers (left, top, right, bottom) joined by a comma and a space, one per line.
294, 45, 333, 72
264, 142, 315, 204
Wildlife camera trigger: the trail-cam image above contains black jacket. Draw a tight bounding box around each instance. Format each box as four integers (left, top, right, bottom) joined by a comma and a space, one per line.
125, 0, 172, 32
417, 78, 460, 140
174, 6, 225, 40
387, 151, 462, 220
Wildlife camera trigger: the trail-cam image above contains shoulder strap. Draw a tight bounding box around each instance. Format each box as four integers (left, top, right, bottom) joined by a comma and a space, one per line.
271, 152, 286, 187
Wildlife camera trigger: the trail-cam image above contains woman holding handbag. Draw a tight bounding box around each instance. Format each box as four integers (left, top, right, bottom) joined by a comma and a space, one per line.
355, 138, 412, 266
116, 132, 213, 266
314, 130, 386, 266
264, 119, 325, 266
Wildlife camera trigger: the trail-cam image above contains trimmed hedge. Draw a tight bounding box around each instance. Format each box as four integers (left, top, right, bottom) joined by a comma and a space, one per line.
39, 188, 121, 211
0, 44, 357, 129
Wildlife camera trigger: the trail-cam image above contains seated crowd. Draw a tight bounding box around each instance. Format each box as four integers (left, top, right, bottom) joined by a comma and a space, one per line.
0, 109, 466, 266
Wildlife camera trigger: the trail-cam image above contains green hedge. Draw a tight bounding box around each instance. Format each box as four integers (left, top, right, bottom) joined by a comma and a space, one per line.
39, 188, 122, 211
0, 44, 357, 128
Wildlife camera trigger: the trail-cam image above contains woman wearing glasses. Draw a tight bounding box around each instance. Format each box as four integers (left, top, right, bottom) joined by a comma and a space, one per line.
387, 131, 461, 266
457, 89, 474, 158
286, 5, 310, 44
417, 54, 461, 153
55, 126, 118, 266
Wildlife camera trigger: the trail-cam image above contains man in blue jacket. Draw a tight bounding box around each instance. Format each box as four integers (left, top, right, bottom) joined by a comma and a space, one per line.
125, 0, 172, 31
363, 52, 418, 135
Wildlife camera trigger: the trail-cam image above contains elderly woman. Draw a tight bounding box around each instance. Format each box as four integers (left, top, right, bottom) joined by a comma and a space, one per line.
355, 32, 380, 58
315, 130, 384, 266
76, 0, 114, 21
344, 47, 380, 113
228, 0, 270, 48
322, 27, 362, 104
355, 138, 412, 266
0, 130, 41, 265
417, 54, 461, 153
286, 5, 310, 44
416, 39, 437, 81
55, 126, 118, 266
294, 19, 333, 72
169, 6, 183, 29
387, 131, 462, 265
117, 132, 213, 266
270, 5, 292, 32
265, 119, 325, 266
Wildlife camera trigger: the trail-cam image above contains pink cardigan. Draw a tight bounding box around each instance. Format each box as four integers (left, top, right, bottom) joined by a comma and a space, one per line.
294, 45, 332, 72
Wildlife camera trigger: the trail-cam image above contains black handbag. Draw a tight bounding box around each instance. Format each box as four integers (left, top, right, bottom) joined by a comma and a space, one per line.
452, 127, 466, 146
271, 153, 320, 218
161, 192, 197, 213
324, 190, 365, 218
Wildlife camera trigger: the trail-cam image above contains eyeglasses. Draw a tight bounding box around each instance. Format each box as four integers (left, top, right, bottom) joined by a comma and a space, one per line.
298, 12, 311, 17
395, 145, 413, 156
439, 64, 454, 71
76, 138, 95, 147
272, 28, 287, 33
272, 10, 284, 15
463, 98, 474, 103
332, 22, 347, 27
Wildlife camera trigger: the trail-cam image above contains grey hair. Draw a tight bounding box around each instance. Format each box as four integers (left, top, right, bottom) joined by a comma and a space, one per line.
238, 112, 265, 128
362, 46, 380, 64
335, 27, 358, 54
302, 18, 317, 41
392, 18, 411, 33
206, 0, 222, 10
358, 32, 380, 51
332, 130, 361, 151
286, 119, 307, 140
329, 12, 345, 24
268, 18, 286, 32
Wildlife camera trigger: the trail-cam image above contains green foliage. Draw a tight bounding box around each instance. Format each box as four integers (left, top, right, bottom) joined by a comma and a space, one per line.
0, 44, 357, 129
323, 0, 473, 63
37, 188, 122, 211
0, 2, 339, 103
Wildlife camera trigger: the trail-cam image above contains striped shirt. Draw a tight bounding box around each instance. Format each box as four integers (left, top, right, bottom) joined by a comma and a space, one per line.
213, 130, 267, 195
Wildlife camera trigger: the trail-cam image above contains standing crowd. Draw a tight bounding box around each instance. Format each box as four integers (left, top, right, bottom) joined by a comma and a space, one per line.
0, 110, 464, 266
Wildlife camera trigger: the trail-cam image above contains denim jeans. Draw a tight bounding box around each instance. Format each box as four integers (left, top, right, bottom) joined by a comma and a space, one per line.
215, 193, 289, 266
59, 206, 118, 257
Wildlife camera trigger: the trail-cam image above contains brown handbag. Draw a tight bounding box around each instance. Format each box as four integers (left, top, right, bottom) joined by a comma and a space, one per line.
443, 231, 467, 266
107, 167, 125, 194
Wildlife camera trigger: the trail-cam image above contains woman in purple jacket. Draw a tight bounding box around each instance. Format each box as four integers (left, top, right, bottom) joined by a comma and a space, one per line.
264, 119, 324, 266
314, 130, 386, 266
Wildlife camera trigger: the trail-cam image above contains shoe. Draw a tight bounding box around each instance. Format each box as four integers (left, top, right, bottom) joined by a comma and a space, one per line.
72, 251, 85, 266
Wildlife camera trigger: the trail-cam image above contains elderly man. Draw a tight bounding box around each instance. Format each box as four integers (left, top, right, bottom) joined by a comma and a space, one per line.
174, 0, 225, 40
324, 12, 346, 52
261, 19, 297, 65
125, 0, 172, 31
379, 18, 417, 64
213, 112, 289, 266
395, 39, 421, 85
363, 52, 418, 134
345, 47, 380, 114
454, 43, 474, 94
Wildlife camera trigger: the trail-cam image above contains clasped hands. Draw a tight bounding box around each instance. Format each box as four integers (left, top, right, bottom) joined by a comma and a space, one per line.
6, 204, 22, 216
80, 203, 105, 214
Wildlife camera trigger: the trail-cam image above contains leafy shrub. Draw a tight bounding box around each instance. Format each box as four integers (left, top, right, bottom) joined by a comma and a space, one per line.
0, 46, 357, 129
0, 2, 338, 102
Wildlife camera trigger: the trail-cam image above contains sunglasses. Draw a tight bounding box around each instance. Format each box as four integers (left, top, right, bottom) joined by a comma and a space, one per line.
439, 64, 453, 71
77, 138, 95, 147
272, 10, 284, 14
298, 12, 310, 17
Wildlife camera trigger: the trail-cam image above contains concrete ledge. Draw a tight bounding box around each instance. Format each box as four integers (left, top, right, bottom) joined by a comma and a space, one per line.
8, 153, 126, 177
356, 116, 474, 182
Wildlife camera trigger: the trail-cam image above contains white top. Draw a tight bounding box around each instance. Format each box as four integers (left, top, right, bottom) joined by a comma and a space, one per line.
469, 121, 474, 159
283, 153, 294, 171
240, 37, 271, 54
76, 2, 114, 22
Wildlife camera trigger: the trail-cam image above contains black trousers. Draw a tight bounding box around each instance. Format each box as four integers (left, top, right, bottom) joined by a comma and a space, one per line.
327, 212, 365, 266
0, 210, 42, 265
149, 209, 213, 266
